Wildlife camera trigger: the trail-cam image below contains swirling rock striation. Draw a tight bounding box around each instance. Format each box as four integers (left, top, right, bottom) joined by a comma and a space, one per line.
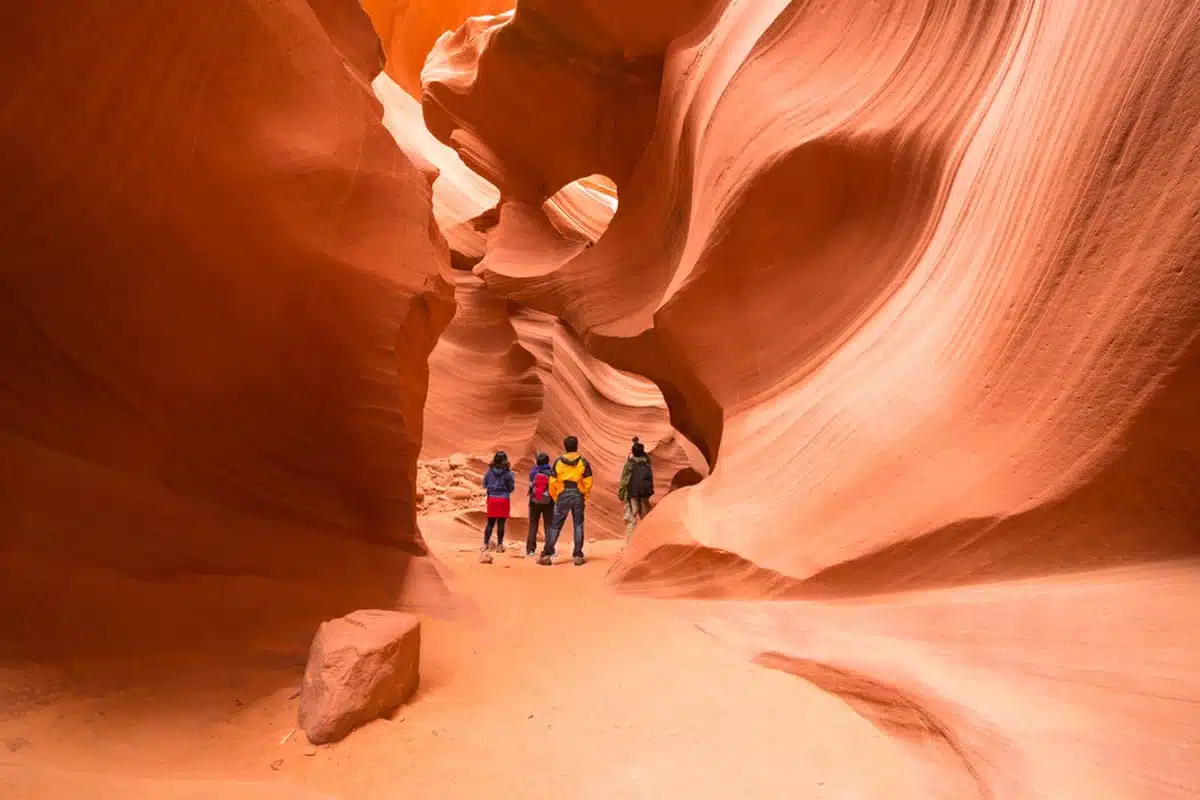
423, 0, 1200, 795
376, 80, 679, 533
0, 1, 454, 661
375, 72, 500, 268
420, 272, 543, 459
415, 272, 697, 535
508, 307, 699, 534
362, 0, 514, 98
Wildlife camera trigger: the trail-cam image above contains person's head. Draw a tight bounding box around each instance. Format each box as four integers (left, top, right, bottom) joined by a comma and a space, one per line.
631, 442, 646, 458
535, 452, 550, 466
563, 435, 579, 453
492, 450, 508, 468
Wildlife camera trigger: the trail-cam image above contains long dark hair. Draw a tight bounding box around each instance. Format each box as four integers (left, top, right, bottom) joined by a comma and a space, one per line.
491, 450, 509, 470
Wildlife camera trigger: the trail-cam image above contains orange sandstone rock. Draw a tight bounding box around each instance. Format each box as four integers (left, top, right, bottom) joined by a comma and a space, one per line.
299, 610, 421, 745
423, 0, 1200, 795
0, 1, 453, 662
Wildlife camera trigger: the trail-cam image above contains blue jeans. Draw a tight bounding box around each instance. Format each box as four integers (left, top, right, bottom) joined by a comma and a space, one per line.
542, 492, 585, 558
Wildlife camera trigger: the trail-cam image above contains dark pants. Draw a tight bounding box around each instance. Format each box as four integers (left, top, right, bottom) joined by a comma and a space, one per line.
527, 502, 554, 554
483, 517, 506, 546
542, 492, 585, 558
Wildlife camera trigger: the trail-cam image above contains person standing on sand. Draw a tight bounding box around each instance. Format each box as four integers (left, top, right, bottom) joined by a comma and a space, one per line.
618, 439, 654, 545
538, 435, 593, 566
526, 452, 555, 556
481, 451, 515, 558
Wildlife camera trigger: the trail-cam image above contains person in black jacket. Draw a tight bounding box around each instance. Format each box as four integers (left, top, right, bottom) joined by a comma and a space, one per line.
618, 439, 654, 544
526, 452, 555, 556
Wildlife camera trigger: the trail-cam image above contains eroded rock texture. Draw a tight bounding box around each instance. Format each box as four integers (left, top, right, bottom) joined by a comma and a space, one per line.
362, 0, 513, 98
424, 0, 1200, 796
375, 73, 500, 268
375, 77, 693, 534
416, 271, 697, 534
299, 610, 421, 745
0, 2, 453, 660
508, 307, 699, 534
420, 272, 542, 459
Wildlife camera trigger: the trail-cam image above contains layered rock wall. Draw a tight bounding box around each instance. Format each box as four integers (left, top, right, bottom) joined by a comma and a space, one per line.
422, 0, 1200, 795
0, 1, 453, 659
362, 0, 513, 97
375, 73, 692, 533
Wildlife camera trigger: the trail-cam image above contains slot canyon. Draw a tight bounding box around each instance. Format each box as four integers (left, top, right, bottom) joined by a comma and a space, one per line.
1, 0, 1198, 797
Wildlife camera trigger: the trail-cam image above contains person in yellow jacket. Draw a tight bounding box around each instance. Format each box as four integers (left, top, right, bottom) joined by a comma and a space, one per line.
538, 435, 593, 566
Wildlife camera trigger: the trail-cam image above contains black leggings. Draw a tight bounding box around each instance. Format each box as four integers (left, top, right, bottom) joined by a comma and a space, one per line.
483, 517, 507, 546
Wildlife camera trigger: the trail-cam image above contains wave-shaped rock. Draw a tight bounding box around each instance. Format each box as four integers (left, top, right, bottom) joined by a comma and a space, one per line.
423, 0, 1200, 794
375, 72, 500, 268
377, 75, 688, 532
421, 273, 543, 459
362, 0, 514, 98
509, 307, 700, 534
416, 271, 697, 535
0, 1, 454, 660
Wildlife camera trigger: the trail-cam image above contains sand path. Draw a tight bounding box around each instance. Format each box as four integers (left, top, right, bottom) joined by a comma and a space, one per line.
1, 514, 922, 798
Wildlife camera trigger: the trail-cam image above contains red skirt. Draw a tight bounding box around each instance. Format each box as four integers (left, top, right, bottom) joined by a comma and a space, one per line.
486, 496, 511, 519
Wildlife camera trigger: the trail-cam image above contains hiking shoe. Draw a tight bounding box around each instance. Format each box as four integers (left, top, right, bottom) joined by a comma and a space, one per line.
495, 542, 505, 553
479, 550, 493, 564
573, 555, 586, 566
526, 551, 536, 558
537, 555, 552, 566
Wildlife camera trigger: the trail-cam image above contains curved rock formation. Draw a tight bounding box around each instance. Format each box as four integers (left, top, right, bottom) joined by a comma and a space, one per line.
375, 80, 679, 533
0, 1, 453, 661
375, 72, 500, 267
416, 273, 697, 535
424, 0, 1200, 795
420, 273, 542, 459
423, 5, 675, 201
362, 0, 514, 97
543, 175, 619, 243
509, 307, 698, 534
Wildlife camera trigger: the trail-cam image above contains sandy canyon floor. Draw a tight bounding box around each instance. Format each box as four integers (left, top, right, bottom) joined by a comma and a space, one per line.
1, 513, 925, 799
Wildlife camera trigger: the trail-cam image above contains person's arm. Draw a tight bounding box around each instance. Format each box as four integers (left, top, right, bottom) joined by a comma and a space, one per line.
580, 458, 594, 499
618, 460, 632, 501
548, 460, 562, 500
504, 470, 515, 495
647, 464, 655, 496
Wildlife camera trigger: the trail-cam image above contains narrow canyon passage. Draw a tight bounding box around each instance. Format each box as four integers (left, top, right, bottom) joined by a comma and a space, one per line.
0, 513, 923, 799
2, 0, 1198, 797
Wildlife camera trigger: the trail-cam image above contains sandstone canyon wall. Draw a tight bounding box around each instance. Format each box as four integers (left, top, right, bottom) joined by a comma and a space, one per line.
374, 68, 695, 534
423, 0, 1200, 796
362, 0, 513, 98
0, 2, 453, 661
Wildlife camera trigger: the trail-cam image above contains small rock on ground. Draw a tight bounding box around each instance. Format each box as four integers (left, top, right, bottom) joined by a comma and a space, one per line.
298, 610, 421, 745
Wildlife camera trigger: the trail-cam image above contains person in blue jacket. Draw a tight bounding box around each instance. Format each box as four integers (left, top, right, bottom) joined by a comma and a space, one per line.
481, 451, 515, 555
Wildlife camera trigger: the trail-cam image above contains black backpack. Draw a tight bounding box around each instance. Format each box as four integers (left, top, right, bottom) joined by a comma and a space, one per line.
629, 459, 654, 498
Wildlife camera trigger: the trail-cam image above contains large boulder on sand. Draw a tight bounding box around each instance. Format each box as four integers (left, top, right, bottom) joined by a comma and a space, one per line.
298, 610, 421, 745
